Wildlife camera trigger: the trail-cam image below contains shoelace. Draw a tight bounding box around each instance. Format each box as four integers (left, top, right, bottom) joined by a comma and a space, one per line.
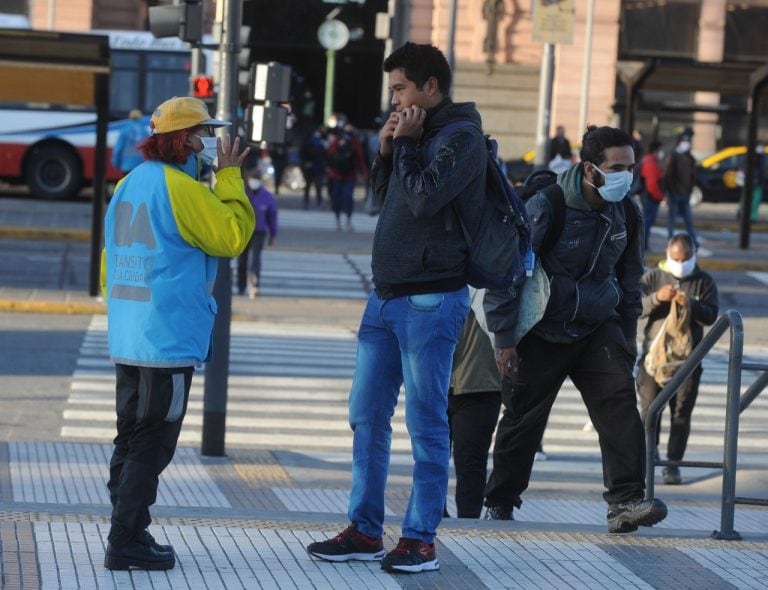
332, 525, 357, 541
391, 538, 418, 555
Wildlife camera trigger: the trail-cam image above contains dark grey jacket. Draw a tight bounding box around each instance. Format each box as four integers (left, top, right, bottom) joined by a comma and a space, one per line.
485, 163, 645, 347
639, 262, 719, 357
369, 99, 486, 299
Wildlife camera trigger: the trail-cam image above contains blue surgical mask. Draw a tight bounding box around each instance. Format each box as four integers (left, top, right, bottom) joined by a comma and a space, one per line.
588, 164, 633, 203
197, 136, 218, 165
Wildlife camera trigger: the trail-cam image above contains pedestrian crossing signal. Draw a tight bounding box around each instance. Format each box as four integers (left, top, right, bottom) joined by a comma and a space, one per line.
192, 75, 214, 99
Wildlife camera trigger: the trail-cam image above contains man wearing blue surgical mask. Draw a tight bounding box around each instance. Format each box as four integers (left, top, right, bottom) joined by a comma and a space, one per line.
484, 125, 669, 534
636, 232, 718, 485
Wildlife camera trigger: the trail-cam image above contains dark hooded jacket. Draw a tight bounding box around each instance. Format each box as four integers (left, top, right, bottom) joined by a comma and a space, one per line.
369, 99, 486, 299
485, 162, 645, 347
638, 260, 719, 357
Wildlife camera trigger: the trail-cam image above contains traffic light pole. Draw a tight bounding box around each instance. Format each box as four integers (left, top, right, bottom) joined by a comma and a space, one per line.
202, 0, 243, 457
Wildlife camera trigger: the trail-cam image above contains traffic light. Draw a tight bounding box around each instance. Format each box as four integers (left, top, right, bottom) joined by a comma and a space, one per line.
244, 62, 292, 144
248, 62, 291, 103
148, 0, 203, 44
192, 75, 215, 99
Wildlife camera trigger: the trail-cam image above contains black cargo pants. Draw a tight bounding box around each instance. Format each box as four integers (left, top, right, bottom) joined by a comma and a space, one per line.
107, 364, 193, 547
484, 319, 646, 509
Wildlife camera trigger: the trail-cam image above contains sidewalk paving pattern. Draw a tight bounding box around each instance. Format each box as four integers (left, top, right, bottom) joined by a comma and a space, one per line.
2, 197, 768, 588
2, 317, 768, 588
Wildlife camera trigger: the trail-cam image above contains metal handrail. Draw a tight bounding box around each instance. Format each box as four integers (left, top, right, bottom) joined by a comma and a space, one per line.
642, 310, 768, 541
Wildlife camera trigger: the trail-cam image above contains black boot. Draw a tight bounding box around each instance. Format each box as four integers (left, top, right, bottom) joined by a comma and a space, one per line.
138, 529, 174, 555
104, 540, 175, 571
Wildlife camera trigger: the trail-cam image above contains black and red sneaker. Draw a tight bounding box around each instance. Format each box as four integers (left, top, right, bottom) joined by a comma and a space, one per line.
380, 537, 439, 573
306, 525, 385, 562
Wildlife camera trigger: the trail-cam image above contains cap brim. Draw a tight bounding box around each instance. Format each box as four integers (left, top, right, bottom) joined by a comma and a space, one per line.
201, 118, 231, 127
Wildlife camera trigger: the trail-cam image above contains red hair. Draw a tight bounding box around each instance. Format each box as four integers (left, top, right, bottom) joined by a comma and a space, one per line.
138, 130, 195, 164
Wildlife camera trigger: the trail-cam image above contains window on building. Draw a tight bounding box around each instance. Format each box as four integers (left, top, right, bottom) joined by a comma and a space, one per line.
619, 0, 702, 59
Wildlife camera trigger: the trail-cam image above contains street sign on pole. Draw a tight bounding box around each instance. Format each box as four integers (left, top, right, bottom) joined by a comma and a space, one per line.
318, 19, 349, 124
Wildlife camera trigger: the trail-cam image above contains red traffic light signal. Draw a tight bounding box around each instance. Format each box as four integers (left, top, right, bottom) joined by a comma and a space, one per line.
192, 75, 214, 99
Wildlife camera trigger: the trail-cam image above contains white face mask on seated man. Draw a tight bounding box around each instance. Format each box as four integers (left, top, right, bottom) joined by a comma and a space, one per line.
666, 253, 696, 279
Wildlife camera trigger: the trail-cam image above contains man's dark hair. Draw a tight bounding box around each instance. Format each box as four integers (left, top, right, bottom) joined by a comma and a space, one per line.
648, 140, 662, 153
383, 42, 452, 95
579, 125, 633, 166
668, 232, 695, 255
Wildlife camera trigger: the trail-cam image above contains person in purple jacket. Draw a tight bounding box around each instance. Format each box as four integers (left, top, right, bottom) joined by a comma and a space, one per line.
237, 167, 278, 298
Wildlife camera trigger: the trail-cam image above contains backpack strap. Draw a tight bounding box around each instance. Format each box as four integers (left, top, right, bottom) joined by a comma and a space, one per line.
536, 183, 639, 255
538, 182, 565, 255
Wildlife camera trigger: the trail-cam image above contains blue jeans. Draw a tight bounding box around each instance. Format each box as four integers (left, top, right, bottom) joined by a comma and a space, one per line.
328, 178, 356, 218
666, 192, 699, 247
640, 193, 661, 249
348, 288, 469, 543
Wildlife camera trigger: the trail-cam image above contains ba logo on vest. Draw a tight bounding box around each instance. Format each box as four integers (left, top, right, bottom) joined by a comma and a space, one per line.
111, 202, 157, 301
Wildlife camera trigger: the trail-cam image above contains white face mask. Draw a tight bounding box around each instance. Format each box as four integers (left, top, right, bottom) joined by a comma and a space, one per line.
247, 178, 262, 191
676, 141, 691, 154
197, 136, 218, 165
657, 150, 665, 160
587, 165, 633, 203
666, 253, 696, 279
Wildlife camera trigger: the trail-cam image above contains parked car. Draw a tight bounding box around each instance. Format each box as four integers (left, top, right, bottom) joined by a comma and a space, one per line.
695, 145, 768, 203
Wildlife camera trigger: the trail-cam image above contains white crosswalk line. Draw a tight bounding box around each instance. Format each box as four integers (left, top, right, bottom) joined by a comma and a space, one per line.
247, 250, 372, 300
61, 315, 768, 474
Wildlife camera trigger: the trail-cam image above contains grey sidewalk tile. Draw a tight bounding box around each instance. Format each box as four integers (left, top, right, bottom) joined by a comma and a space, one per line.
0, 442, 12, 502
682, 546, 768, 589
595, 543, 735, 590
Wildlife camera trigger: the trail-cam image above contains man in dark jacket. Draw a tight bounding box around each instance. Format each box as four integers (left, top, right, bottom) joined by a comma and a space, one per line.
306, 42, 485, 573
664, 130, 699, 248
483, 125, 668, 534
637, 232, 719, 484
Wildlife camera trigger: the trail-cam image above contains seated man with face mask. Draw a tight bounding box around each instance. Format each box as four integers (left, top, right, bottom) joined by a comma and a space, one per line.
636, 232, 719, 485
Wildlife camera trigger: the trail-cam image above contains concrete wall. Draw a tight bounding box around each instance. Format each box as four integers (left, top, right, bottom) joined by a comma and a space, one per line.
405, 0, 621, 156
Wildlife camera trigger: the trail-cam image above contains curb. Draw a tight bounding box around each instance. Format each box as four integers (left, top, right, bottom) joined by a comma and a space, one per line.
0, 299, 106, 315
0, 226, 91, 242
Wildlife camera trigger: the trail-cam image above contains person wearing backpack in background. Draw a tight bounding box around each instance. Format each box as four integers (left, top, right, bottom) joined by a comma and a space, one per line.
483, 125, 669, 534
636, 232, 719, 485
639, 140, 666, 250
306, 41, 486, 574
326, 114, 367, 231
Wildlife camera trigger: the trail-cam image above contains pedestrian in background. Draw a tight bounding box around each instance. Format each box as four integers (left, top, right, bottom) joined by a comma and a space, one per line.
636, 232, 719, 485
639, 140, 666, 250
300, 126, 327, 209
100, 96, 254, 571
111, 109, 149, 177
547, 125, 572, 162
306, 41, 486, 574
448, 294, 501, 519
237, 167, 278, 299
663, 130, 699, 248
483, 125, 668, 534
326, 114, 367, 231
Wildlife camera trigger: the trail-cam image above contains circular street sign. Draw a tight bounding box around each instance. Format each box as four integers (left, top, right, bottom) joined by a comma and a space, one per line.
318, 19, 350, 51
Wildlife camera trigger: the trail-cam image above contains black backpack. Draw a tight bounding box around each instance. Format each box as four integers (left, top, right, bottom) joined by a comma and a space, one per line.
521, 168, 638, 255
428, 120, 532, 290
329, 139, 355, 174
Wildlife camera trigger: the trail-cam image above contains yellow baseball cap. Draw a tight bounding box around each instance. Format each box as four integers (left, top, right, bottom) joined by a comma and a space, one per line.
150, 96, 230, 134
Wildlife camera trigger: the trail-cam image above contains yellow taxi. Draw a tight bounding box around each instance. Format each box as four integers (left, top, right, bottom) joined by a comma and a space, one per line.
696, 145, 767, 203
